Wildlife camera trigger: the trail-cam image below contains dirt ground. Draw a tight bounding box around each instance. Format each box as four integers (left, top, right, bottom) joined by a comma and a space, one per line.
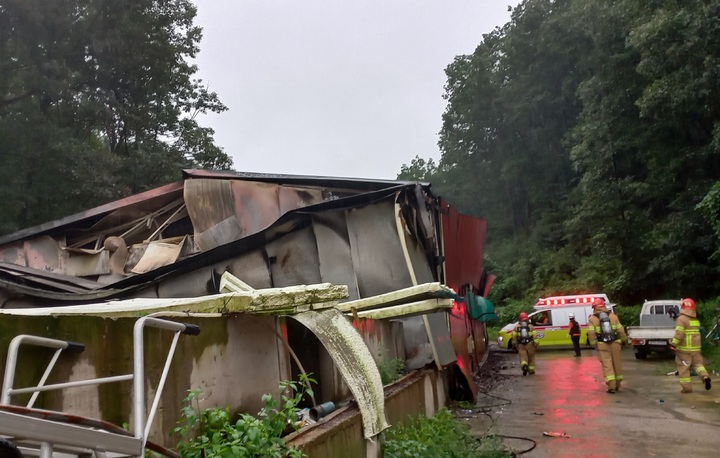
460, 345, 720, 457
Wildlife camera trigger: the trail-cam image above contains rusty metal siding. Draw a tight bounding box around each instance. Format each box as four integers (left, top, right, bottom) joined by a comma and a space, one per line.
184, 179, 238, 234
440, 201, 487, 293
439, 200, 489, 380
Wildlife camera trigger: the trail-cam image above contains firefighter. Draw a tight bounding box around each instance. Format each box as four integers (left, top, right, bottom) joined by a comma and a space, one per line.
670, 298, 711, 393
588, 297, 628, 393
568, 313, 581, 357
513, 312, 538, 375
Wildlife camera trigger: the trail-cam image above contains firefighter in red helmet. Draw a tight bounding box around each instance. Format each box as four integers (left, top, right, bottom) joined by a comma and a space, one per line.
587, 297, 628, 393
513, 311, 538, 376
670, 298, 711, 393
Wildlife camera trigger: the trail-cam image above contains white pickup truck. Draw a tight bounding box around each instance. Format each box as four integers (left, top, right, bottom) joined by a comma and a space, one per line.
626, 300, 680, 359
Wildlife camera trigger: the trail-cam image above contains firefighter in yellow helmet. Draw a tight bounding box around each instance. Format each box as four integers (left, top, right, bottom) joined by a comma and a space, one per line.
513, 312, 538, 375
587, 297, 628, 393
670, 298, 711, 393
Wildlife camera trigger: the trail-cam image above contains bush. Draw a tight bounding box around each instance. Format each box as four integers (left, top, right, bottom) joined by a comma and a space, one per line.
613, 304, 641, 328
173, 375, 314, 458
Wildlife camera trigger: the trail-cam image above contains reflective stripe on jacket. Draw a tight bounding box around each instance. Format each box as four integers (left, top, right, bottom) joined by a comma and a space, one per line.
671, 310, 702, 352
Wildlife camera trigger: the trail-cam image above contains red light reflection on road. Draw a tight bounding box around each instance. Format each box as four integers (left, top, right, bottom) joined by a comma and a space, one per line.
539, 355, 617, 457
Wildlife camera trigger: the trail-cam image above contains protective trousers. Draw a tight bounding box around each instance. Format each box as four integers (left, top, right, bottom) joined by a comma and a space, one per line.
676, 350, 709, 393
596, 341, 623, 391
571, 336, 581, 356
518, 343, 536, 374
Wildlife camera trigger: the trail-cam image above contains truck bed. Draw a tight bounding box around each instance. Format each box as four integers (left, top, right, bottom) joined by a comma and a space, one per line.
626, 327, 675, 339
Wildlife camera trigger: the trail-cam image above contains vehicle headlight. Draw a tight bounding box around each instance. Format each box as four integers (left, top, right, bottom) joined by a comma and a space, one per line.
497, 336, 504, 344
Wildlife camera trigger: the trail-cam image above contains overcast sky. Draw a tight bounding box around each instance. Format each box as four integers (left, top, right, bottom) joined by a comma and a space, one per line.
192, 1, 517, 179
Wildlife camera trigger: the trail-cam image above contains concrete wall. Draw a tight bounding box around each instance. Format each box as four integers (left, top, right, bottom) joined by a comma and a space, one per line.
0, 312, 453, 454
0, 314, 290, 445
288, 368, 448, 458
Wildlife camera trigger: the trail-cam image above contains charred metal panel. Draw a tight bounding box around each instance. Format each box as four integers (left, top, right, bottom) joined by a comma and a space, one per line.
184, 168, 418, 193
413, 185, 436, 245
355, 319, 405, 366
311, 213, 360, 301
225, 249, 273, 290
66, 197, 186, 249
64, 250, 110, 277
0, 242, 26, 266
194, 216, 243, 252
277, 186, 326, 216
24, 236, 64, 273
265, 227, 322, 287
398, 316, 434, 370
0, 182, 184, 246
228, 180, 283, 237
401, 230, 435, 285
184, 179, 237, 235
345, 200, 413, 297
155, 267, 216, 298
423, 312, 457, 368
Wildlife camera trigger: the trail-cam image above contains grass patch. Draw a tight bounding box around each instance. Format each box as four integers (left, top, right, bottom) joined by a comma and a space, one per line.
647, 344, 720, 376
380, 408, 513, 458
650, 358, 678, 376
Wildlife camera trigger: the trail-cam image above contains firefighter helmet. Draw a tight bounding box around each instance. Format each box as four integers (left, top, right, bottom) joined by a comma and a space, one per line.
593, 297, 605, 309
681, 298, 696, 310
519, 312, 529, 321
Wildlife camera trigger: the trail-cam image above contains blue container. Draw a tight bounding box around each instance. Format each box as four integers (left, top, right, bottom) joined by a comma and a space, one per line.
309, 401, 336, 421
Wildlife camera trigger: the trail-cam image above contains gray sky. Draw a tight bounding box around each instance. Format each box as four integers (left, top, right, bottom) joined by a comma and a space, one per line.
193, 1, 516, 179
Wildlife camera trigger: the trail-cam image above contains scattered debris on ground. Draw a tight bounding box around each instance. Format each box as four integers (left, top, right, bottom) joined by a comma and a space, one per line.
474, 347, 511, 393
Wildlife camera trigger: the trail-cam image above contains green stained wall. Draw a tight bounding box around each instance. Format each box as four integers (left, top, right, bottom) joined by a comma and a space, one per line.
0, 313, 287, 446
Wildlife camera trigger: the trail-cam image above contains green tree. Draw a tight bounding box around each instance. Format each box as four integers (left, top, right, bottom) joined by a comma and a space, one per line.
429, 0, 720, 304
0, 0, 232, 233
397, 156, 437, 182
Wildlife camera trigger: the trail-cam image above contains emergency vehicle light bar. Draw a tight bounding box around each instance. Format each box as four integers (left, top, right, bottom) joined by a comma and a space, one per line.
536, 296, 601, 306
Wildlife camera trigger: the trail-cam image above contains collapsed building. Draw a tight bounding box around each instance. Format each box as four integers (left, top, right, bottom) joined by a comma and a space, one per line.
0, 169, 495, 456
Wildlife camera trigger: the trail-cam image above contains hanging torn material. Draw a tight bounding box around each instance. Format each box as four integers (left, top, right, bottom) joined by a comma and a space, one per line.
292, 309, 389, 439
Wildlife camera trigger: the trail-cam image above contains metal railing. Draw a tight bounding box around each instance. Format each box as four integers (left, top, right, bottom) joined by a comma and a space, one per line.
0, 316, 200, 458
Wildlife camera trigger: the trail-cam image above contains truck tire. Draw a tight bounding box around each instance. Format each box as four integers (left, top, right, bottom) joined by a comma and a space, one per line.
634, 349, 648, 360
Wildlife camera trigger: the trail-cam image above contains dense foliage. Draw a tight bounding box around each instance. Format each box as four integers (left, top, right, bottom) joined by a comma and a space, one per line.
401, 0, 720, 306
381, 408, 512, 458
0, 0, 232, 234
173, 377, 313, 458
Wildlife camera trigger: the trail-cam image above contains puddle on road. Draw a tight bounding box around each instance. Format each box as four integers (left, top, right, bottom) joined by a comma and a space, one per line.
464, 347, 720, 457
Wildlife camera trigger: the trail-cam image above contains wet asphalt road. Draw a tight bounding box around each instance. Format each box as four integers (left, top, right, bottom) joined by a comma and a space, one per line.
464, 346, 720, 457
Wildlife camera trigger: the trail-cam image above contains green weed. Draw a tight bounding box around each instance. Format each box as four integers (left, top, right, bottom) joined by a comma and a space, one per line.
173, 374, 314, 458
380, 408, 512, 457
378, 356, 406, 385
